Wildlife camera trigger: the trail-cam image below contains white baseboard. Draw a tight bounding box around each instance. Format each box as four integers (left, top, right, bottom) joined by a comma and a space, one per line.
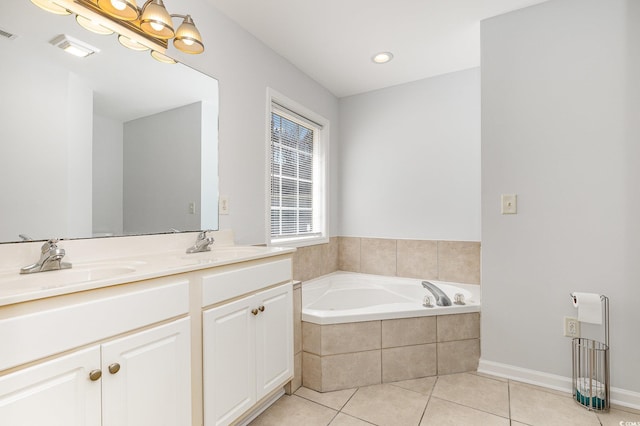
478, 359, 640, 411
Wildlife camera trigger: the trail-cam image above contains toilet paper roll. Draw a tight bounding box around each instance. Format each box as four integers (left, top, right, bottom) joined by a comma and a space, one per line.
571, 292, 602, 324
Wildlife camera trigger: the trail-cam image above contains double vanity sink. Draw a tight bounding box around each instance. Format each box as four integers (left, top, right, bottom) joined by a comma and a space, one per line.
0, 235, 291, 306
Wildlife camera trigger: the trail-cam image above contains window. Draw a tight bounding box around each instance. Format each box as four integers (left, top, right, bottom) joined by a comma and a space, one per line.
267, 90, 328, 246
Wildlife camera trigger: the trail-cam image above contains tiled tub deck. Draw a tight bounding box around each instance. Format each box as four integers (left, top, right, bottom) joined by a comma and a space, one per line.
301, 313, 480, 392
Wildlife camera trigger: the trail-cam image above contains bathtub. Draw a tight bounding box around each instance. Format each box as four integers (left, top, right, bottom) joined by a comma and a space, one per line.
302, 271, 480, 325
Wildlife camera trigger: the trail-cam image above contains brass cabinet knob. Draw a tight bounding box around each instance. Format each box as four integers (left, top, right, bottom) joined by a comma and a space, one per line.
251, 308, 259, 316
258, 305, 265, 312
89, 369, 102, 381
108, 363, 121, 374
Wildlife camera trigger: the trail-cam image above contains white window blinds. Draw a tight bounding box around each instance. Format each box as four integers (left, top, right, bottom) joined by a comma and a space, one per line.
270, 106, 320, 240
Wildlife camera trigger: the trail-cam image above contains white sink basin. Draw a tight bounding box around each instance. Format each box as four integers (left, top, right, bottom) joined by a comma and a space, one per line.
0, 265, 137, 293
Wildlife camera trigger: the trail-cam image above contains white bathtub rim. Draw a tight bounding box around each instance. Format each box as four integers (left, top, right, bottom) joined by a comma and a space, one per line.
301, 271, 481, 325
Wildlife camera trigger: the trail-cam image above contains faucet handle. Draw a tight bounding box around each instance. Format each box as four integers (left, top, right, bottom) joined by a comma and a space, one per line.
198, 230, 213, 239
41, 238, 60, 252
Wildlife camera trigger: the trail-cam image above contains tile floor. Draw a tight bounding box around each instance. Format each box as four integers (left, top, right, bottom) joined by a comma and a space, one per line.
249, 373, 640, 426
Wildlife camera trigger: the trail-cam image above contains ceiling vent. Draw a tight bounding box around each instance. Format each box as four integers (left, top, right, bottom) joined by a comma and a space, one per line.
0, 27, 18, 41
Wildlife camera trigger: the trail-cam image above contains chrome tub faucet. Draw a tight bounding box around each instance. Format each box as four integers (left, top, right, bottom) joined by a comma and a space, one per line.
20, 238, 72, 274
421, 281, 452, 306
186, 230, 214, 253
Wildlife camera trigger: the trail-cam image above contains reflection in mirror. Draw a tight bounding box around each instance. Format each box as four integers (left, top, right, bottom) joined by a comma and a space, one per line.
0, 1, 219, 243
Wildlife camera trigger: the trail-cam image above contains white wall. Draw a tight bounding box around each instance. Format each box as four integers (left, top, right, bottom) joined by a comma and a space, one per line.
481, 0, 640, 398
123, 102, 203, 234
175, 0, 340, 245
338, 69, 481, 241
93, 115, 123, 236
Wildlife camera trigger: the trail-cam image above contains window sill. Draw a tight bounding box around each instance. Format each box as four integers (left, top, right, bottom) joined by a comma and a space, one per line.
269, 235, 329, 248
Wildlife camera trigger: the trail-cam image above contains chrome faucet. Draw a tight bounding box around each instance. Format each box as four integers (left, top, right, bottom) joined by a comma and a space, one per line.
20, 238, 72, 274
186, 230, 214, 253
421, 281, 452, 306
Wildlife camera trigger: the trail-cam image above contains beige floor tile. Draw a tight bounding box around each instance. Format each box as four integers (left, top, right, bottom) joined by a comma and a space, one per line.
295, 386, 358, 411
342, 383, 429, 426
510, 422, 531, 426
249, 395, 337, 426
329, 413, 375, 426
509, 381, 600, 426
420, 397, 510, 426
432, 373, 509, 418
597, 408, 640, 426
390, 376, 437, 396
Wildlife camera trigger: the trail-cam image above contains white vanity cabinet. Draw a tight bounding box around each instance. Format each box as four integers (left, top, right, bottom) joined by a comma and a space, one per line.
0, 278, 192, 426
0, 346, 102, 426
201, 259, 293, 426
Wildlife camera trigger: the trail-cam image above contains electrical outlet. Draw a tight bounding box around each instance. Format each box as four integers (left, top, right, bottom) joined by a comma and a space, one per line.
564, 317, 580, 338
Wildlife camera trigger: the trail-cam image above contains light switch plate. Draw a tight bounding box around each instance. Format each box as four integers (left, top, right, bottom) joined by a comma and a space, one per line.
219, 196, 229, 215
501, 194, 517, 214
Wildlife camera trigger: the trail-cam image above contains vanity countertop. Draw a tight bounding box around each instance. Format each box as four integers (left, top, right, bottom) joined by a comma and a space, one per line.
0, 231, 295, 307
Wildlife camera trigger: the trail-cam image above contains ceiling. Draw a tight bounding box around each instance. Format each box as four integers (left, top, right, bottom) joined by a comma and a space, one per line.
205, 0, 550, 98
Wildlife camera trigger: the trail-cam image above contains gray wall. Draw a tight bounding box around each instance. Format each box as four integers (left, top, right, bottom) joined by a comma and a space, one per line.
123, 102, 204, 234
481, 0, 640, 396
93, 115, 123, 236
338, 69, 480, 241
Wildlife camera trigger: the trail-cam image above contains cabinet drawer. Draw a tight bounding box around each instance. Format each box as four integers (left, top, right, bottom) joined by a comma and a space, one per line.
0, 279, 189, 371
201, 259, 291, 307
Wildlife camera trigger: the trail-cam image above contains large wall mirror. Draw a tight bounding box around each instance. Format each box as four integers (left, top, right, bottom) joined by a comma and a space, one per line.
0, 1, 219, 243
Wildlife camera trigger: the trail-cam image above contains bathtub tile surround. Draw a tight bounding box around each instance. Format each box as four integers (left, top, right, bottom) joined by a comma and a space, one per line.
303, 350, 382, 391
360, 238, 397, 276
292, 237, 480, 285
292, 237, 339, 282
381, 317, 436, 348
302, 313, 480, 392
436, 312, 480, 342
396, 239, 439, 280
437, 339, 481, 375
381, 344, 437, 382
338, 237, 480, 285
285, 281, 303, 395
303, 321, 381, 355
436, 241, 481, 284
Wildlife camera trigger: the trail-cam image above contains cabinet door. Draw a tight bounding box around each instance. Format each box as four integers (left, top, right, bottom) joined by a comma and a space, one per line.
203, 296, 256, 426
101, 318, 191, 426
255, 283, 293, 400
0, 346, 101, 426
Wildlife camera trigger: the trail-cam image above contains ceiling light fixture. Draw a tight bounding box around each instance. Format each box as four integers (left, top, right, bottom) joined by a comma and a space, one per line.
30, 0, 205, 63
96, 0, 139, 21
50, 34, 100, 57
76, 15, 114, 35
150, 50, 177, 64
30, 0, 71, 16
118, 34, 149, 51
372, 52, 394, 64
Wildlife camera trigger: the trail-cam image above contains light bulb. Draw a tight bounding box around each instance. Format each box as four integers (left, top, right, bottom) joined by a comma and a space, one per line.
150, 21, 164, 31
111, 0, 127, 10
183, 39, 194, 46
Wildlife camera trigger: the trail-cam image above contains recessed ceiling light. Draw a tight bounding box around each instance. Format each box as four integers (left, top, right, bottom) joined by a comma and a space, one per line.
372, 52, 394, 64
